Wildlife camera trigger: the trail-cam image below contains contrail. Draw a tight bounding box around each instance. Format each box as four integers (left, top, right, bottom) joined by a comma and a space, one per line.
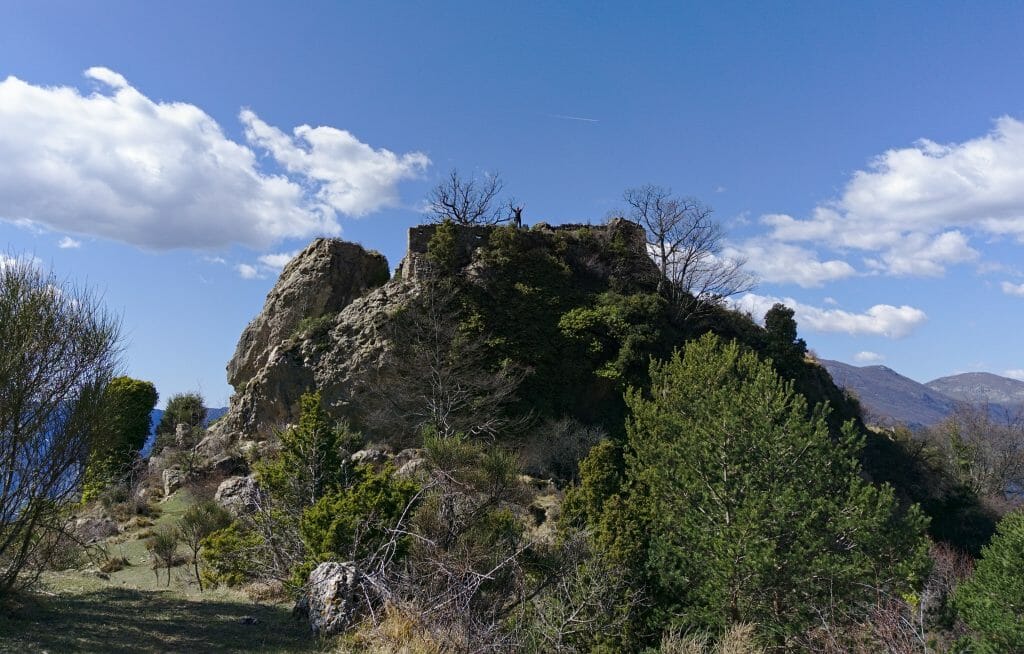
545, 113, 599, 123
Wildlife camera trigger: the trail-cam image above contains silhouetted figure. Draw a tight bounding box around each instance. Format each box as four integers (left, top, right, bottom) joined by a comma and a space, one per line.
512, 206, 523, 228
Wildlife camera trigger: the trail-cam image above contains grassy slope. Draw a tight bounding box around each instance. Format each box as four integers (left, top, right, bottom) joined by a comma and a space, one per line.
0, 491, 322, 653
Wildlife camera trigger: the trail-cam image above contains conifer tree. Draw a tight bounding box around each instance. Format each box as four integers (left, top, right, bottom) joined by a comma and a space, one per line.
621, 333, 929, 642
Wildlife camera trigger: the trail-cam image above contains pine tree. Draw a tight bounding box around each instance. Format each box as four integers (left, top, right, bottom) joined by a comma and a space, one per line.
622, 333, 928, 642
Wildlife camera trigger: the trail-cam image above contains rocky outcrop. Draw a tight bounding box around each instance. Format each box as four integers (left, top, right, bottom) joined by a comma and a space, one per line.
214, 278, 418, 438
213, 239, 395, 438
211, 220, 656, 445
226, 239, 389, 391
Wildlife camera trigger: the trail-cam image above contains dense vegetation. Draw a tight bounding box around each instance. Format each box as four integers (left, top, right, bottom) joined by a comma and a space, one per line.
4, 212, 1023, 653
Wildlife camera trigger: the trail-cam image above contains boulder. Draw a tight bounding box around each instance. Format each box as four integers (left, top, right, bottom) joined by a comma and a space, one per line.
350, 448, 387, 466
302, 561, 364, 636
214, 475, 259, 516
162, 467, 184, 497
73, 517, 119, 543
396, 457, 428, 479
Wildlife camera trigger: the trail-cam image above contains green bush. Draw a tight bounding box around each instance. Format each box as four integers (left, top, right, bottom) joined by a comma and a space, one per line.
297, 465, 419, 585
954, 511, 1024, 652
200, 522, 262, 588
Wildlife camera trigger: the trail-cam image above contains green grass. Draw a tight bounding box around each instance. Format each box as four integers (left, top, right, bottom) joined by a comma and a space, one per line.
0, 490, 325, 653
0, 585, 322, 653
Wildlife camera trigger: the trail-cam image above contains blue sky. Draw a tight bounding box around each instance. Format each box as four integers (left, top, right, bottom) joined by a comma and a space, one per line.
2, 1, 1024, 407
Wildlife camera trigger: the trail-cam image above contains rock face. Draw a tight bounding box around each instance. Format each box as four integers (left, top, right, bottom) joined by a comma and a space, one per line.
216, 239, 392, 437
303, 561, 363, 636
226, 239, 389, 391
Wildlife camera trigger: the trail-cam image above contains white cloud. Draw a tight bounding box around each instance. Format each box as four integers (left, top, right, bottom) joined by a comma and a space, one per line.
726, 239, 855, 287
57, 236, 81, 249
761, 117, 1024, 277
1001, 281, 1024, 297
1005, 369, 1024, 381
235, 263, 261, 280
241, 111, 429, 217
257, 251, 298, 270
203, 255, 226, 265
854, 351, 885, 364
0, 69, 429, 250
734, 293, 927, 339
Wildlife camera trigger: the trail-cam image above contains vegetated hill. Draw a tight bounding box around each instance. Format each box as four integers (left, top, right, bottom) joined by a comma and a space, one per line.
819, 359, 957, 429
205, 220, 859, 456
926, 372, 1024, 408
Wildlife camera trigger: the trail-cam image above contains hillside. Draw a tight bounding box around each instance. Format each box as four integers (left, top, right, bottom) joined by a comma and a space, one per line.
819, 359, 957, 428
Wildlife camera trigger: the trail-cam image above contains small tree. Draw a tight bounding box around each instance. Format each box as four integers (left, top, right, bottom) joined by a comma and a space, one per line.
622, 184, 754, 315
147, 525, 180, 587
427, 169, 509, 225
178, 500, 232, 591
357, 279, 524, 445
925, 403, 1024, 498
156, 392, 206, 440
0, 255, 121, 597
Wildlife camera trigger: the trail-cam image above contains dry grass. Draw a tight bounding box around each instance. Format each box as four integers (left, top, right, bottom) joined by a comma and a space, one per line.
659, 623, 765, 654
335, 605, 443, 654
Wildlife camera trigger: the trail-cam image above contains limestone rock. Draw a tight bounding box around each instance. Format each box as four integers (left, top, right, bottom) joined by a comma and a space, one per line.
302, 561, 364, 636
73, 517, 119, 543
396, 457, 427, 479
162, 467, 184, 497
214, 475, 259, 516
227, 238, 389, 391
350, 448, 387, 465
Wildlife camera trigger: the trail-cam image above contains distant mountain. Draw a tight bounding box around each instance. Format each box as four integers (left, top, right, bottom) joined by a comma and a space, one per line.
818, 359, 958, 429
926, 372, 1024, 408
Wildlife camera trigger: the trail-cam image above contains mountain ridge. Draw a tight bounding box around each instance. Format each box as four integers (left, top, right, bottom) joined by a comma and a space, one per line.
820, 360, 1024, 428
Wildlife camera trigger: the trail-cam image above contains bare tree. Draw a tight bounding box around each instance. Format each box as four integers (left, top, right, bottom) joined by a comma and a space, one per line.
356, 279, 525, 445
0, 256, 121, 596
925, 403, 1024, 498
622, 185, 754, 315
427, 169, 509, 225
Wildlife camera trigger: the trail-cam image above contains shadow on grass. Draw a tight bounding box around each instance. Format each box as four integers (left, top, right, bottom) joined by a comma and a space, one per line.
0, 587, 322, 653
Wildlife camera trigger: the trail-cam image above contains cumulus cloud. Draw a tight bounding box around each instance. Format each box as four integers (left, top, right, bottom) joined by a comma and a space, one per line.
57, 236, 81, 249
854, 351, 885, 364
1001, 281, 1024, 297
725, 239, 855, 287
1005, 369, 1024, 380
733, 293, 927, 339
760, 117, 1024, 277
241, 112, 428, 217
0, 69, 429, 250
257, 251, 298, 270
235, 263, 261, 280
